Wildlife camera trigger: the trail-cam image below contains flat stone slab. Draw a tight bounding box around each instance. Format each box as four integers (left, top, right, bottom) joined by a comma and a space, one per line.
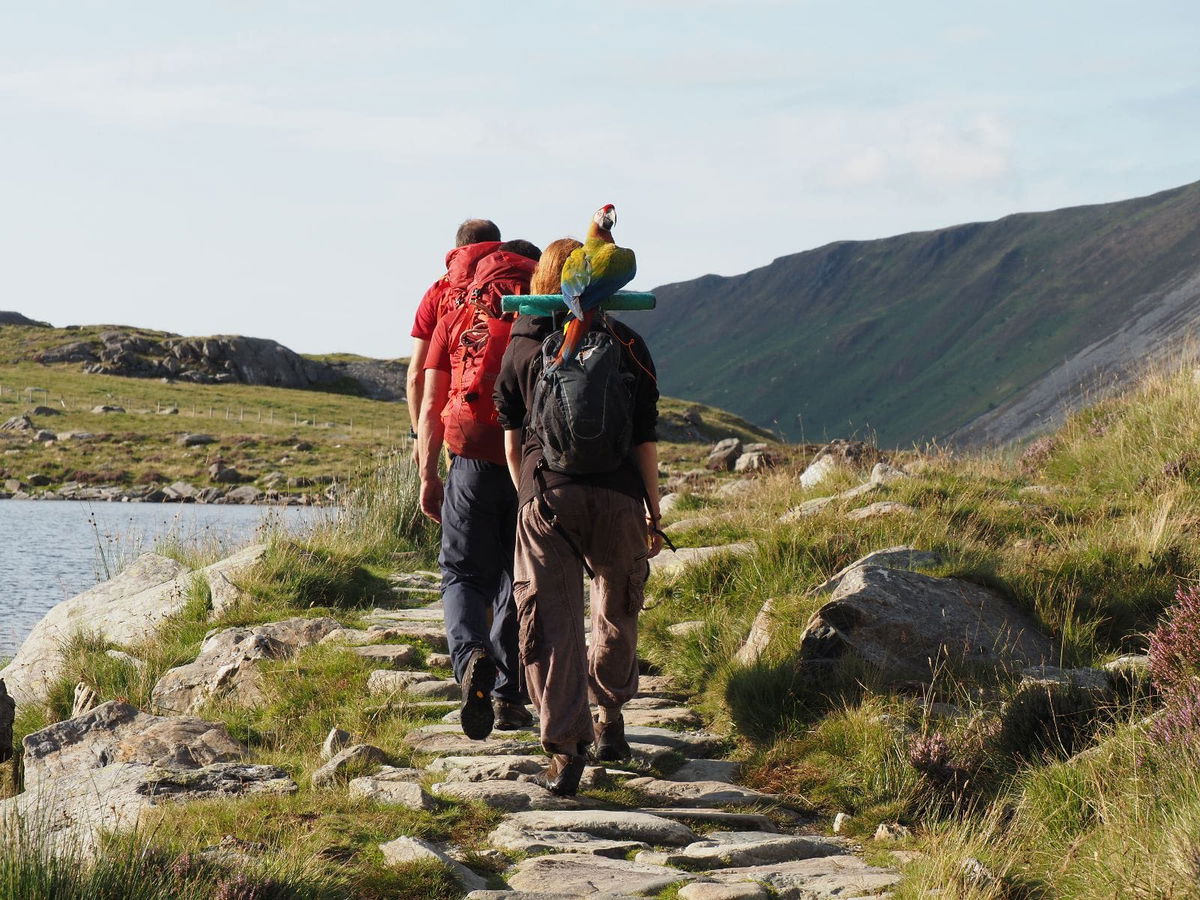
427, 755, 546, 781
379, 836, 486, 892
500, 809, 698, 846
403, 724, 539, 756
365, 605, 445, 623
677, 885, 768, 900
407, 679, 462, 700
631, 808, 778, 832
468, 893, 640, 900
506, 853, 698, 896
650, 543, 755, 577
846, 501, 914, 521
367, 670, 438, 695
710, 854, 900, 897
350, 644, 419, 667
644, 832, 846, 869
433, 779, 583, 811
625, 777, 777, 808
625, 726, 724, 757
487, 821, 648, 858
348, 767, 430, 807
636, 675, 685, 699
623, 706, 703, 729
623, 696, 676, 710
668, 759, 741, 783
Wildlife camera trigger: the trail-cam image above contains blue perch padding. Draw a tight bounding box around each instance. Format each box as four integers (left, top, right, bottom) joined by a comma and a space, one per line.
500, 291, 656, 315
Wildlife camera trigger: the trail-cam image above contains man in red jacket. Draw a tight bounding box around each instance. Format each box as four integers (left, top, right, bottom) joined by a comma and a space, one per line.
406, 219, 501, 443
418, 239, 541, 740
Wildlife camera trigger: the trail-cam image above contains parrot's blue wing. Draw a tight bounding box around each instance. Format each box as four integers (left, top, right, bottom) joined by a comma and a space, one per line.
560, 250, 591, 320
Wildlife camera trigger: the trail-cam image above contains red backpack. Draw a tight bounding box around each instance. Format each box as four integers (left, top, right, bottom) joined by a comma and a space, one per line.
437, 241, 502, 321
441, 251, 537, 464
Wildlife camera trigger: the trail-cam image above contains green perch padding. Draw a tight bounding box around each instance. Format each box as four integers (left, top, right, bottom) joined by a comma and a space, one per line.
500, 291, 656, 316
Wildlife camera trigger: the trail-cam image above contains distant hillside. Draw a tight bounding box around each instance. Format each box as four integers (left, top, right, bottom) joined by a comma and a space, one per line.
638, 180, 1200, 447
0, 323, 408, 401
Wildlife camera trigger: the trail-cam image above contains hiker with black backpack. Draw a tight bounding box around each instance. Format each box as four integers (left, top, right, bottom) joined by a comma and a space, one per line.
417, 239, 542, 740
494, 237, 664, 796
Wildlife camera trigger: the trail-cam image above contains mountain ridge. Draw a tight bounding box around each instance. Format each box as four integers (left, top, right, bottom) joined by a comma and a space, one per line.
638, 179, 1200, 447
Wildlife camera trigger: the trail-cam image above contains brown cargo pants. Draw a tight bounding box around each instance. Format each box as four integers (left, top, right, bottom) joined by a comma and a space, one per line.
513, 484, 649, 750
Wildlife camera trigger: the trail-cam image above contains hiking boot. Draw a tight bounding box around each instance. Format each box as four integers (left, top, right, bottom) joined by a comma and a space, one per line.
459, 650, 496, 740
592, 711, 631, 762
532, 746, 587, 797
492, 699, 534, 730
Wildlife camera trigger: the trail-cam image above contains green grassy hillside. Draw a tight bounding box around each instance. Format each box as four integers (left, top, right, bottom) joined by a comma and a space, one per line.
0, 324, 771, 496
638, 180, 1200, 447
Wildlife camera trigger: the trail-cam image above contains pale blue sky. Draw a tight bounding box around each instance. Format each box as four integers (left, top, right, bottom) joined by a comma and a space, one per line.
2, 1, 1197, 357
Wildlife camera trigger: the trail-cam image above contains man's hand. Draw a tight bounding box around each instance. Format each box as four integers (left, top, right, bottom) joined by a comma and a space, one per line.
646, 518, 664, 559
420, 477, 444, 523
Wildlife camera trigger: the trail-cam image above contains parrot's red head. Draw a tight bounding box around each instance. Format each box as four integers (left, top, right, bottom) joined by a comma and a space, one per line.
593, 204, 617, 232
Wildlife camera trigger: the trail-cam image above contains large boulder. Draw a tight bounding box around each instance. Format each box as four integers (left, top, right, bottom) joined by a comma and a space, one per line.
151, 617, 339, 714
706, 438, 743, 472
21, 700, 244, 788
798, 565, 1054, 681
0, 761, 295, 857
0, 554, 188, 706
737, 548, 946, 666
0, 547, 269, 706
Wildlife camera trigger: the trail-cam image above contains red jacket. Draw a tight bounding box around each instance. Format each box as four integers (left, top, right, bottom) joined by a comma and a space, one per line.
435, 250, 537, 464
410, 241, 503, 340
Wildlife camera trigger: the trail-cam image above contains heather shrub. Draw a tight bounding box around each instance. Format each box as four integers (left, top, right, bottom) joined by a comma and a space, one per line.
1148, 585, 1200, 700
1147, 586, 1200, 746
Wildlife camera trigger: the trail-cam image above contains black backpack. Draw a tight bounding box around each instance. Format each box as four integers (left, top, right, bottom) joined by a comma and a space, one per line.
531, 322, 635, 475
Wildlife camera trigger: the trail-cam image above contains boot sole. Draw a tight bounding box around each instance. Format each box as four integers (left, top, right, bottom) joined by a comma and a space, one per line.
460, 655, 497, 740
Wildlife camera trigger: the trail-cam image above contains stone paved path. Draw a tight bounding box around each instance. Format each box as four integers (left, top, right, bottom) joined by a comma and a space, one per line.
357, 573, 900, 898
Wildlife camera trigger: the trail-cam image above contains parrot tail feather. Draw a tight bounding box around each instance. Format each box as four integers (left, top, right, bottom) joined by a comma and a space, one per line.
553, 310, 595, 368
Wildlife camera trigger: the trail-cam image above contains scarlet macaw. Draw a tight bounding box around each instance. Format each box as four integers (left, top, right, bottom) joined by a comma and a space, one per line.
554, 203, 637, 366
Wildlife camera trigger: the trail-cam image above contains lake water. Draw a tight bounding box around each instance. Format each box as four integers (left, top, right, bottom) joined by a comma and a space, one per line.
0, 501, 328, 658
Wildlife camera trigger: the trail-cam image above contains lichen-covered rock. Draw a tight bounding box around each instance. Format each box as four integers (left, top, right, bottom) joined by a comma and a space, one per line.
0, 554, 188, 706
311, 743, 387, 788
22, 701, 245, 788
798, 565, 1053, 681
622, 778, 777, 809
379, 836, 486, 892
151, 616, 339, 714
349, 768, 431, 808
506, 853, 698, 896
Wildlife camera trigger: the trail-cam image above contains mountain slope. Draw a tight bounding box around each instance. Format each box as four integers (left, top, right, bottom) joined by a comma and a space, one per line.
638, 180, 1200, 447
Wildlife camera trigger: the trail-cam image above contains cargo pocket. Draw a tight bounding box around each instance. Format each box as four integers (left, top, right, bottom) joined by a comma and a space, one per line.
514, 584, 541, 669
625, 555, 650, 615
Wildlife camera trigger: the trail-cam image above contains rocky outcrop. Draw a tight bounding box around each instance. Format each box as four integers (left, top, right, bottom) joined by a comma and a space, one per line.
0, 548, 268, 706
797, 563, 1054, 681
31, 327, 408, 399
151, 616, 339, 714
3, 700, 294, 855
0, 311, 51, 326
0, 554, 189, 706
21, 701, 244, 788
0, 760, 295, 857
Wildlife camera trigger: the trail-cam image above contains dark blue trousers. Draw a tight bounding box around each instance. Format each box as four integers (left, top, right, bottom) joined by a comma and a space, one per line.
439, 455, 521, 703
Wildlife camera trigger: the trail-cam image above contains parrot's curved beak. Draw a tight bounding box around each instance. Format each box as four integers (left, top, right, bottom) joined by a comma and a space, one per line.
600, 209, 617, 230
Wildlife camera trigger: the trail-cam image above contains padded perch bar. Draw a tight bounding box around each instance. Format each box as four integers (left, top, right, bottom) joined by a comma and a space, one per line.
500, 291, 656, 316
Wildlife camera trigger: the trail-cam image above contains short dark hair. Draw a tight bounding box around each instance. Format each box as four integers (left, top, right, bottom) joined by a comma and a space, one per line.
499, 239, 541, 262
456, 218, 501, 246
